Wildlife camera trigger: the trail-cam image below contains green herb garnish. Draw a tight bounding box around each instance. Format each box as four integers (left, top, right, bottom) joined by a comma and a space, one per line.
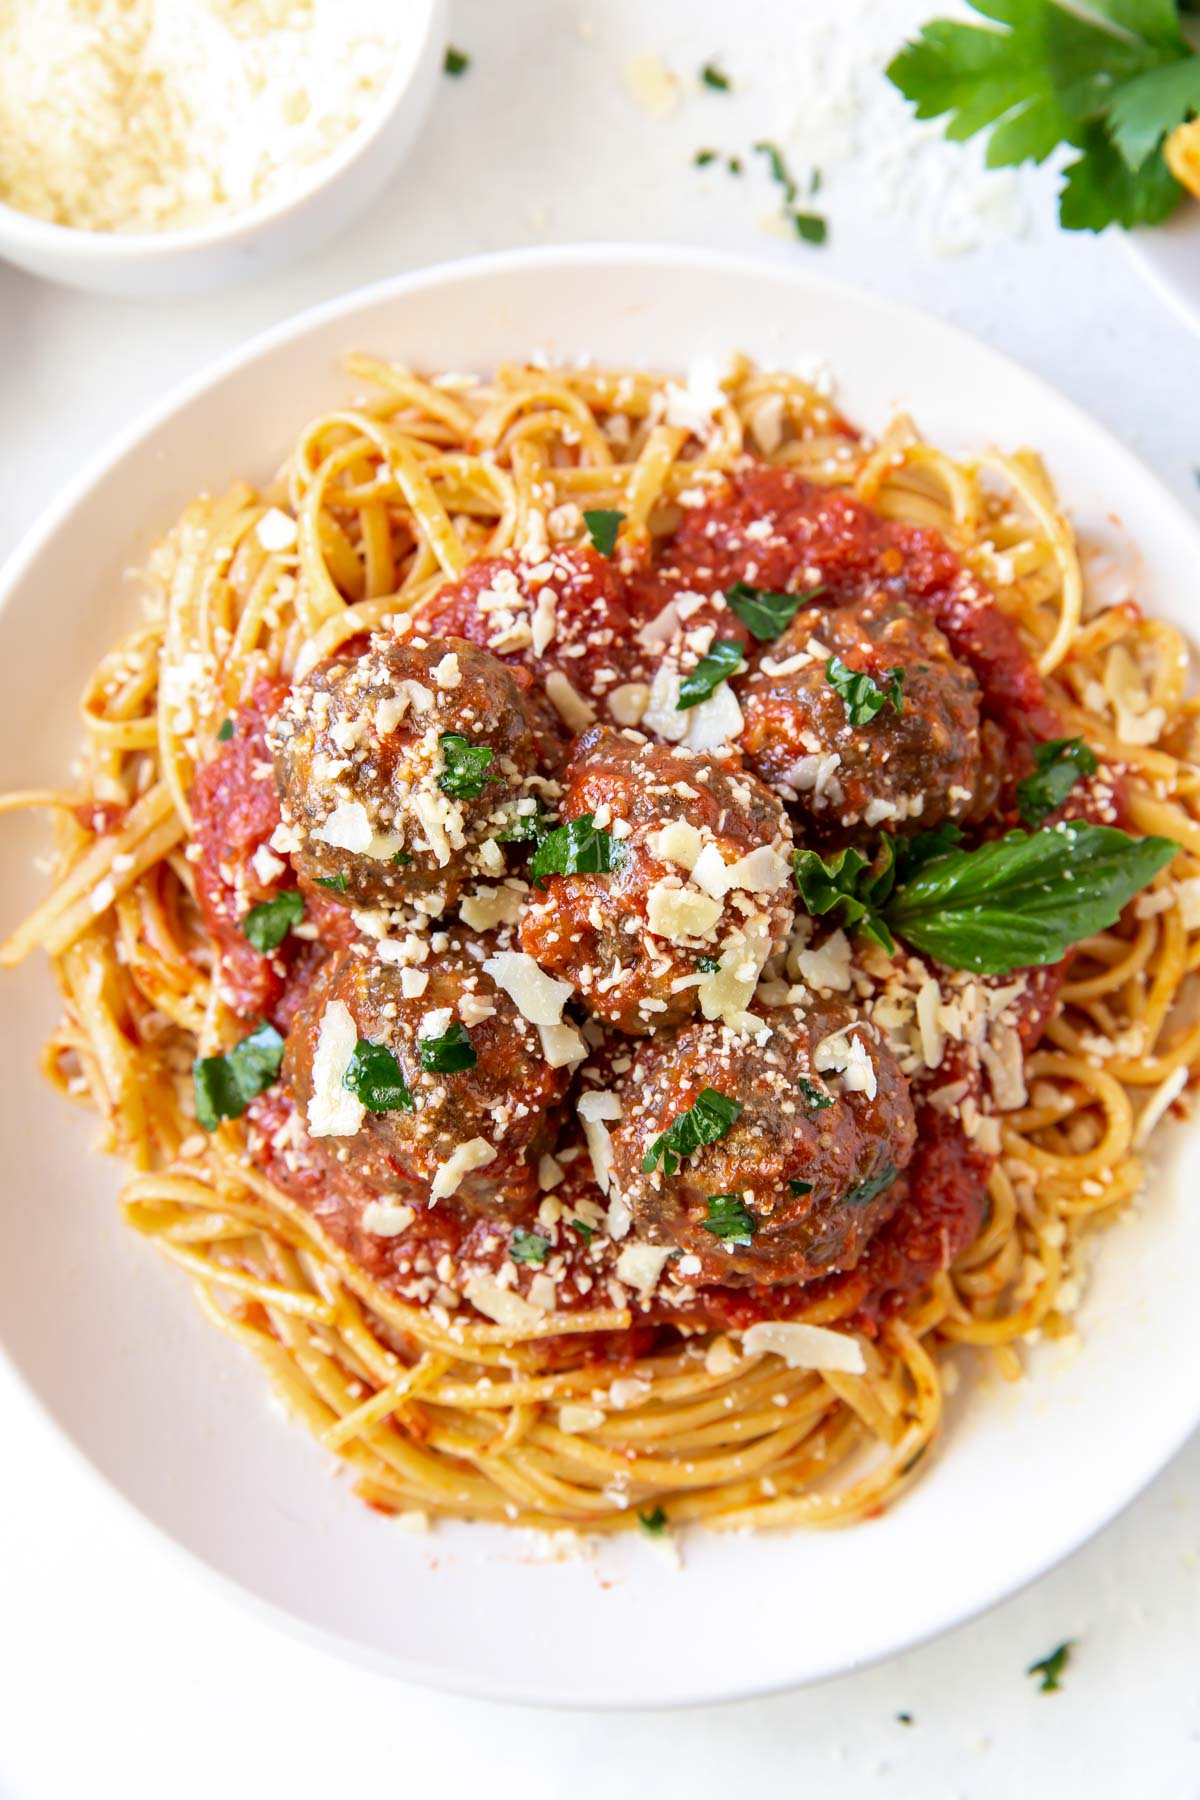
418, 1020, 477, 1073
643, 1088, 744, 1176
695, 954, 721, 973
217, 718, 234, 742
792, 211, 828, 244
701, 61, 731, 91
510, 1228, 551, 1266
796, 1077, 833, 1112
844, 1164, 898, 1207
569, 1218, 594, 1246
582, 509, 625, 556
193, 1023, 285, 1130
1016, 737, 1099, 827
788, 1177, 814, 1196
724, 579, 822, 640
1027, 1640, 1075, 1693
242, 889, 304, 954
677, 639, 745, 709
438, 733, 498, 800
343, 1040, 413, 1113
754, 139, 797, 202
886, 4, 1195, 234
793, 843, 898, 955
529, 814, 626, 889
496, 807, 543, 843
694, 147, 719, 166
826, 655, 904, 725
444, 45, 470, 76
638, 1506, 668, 1535
703, 1194, 760, 1245
392, 850, 413, 866
315, 872, 348, 893
896, 1712, 914, 1727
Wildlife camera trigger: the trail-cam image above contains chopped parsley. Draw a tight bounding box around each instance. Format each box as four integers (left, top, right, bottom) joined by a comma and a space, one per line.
216, 718, 234, 742
438, 733, 498, 800
796, 1077, 833, 1112
315, 872, 348, 893
241, 889, 304, 954
754, 139, 827, 242
754, 138, 797, 202
896, 1712, 914, 1727
510, 1228, 551, 1266
695, 954, 721, 974
724, 579, 822, 640
193, 1023, 284, 1130
887, 3, 1195, 234
496, 804, 543, 843
677, 639, 745, 709
788, 1177, 814, 1196
1027, 1640, 1075, 1693
443, 45, 470, 76
701, 61, 730, 91
1016, 737, 1098, 828
569, 1218, 594, 1246
529, 814, 626, 889
844, 1165, 898, 1207
392, 850, 413, 866
826, 655, 905, 725
582, 508, 624, 557
694, 147, 719, 167
418, 1020, 477, 1073
638, 1506, 668, 1535
343, 1040, 413, 1113
792, 211, 828, 245
703, 1194, 760, 1245
727, 155, 743, 175
643, 1087, 744, 1177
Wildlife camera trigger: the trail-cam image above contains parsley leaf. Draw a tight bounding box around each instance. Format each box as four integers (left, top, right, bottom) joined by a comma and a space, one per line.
638, 1506, 668, 1535
677, 639, 745, 709
695, 954, 721, 973
193, 1023, 284, 1130
724, 579, 823, 640
793, 843, 898, 955
242, 889, 304, 954
643, 1088, 744, 1176
844, 1164, 898, 1207
792, 211, 828, 244
438, 733, 498, 800
569, 1218, 594, 1246
754, 138, 797, 202
418, 1020, 477, 1073
1027, 1640, 1075, 1692
510, 1228, 551, 1265
530, 814, 626, 889
694, 147, 719, 166
701, 61, 731, 91
444, 46, 470, 76
703, 1193, 760, 1245
788, 1177, 814, 1196
797, 1076, 833, 1111
1060, 116, 1183, 227
826, 655, 904, 725
583, 509, 624, 556
217, 717, 234, 742
885, 822, 1176, 975
1016, 736, 1099, 827
343, 1040, 413, 1112
315, 872, 348, 893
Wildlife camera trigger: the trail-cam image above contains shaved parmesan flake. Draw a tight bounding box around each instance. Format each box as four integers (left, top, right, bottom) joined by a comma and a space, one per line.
615, 1244, 674, 1296
393, 1511, 430, 1534
1134, 1065, 1188, 1146
624, 52, 679, 118
578, 1088, 622, 1195
433, 652, 461, 690
741, 1322, 866, 1374
484, 950, 574, 1027
559, 1404, 606, 1433
312, 799, 404, 863
683, 681, 744, 752
544, 670, 596, 733
430, 1137, 496, 1203
307, 1000, 365, 1138
664, 356, 731, 437
608, 1375, 652, 1408
704, 1336, 740, 1377
698, 913, 775, 1032
362, 1201, 415, 1238
815, 1027, 878, 1100
608, 682, 650, 727
531, 588, 557, 656
465, 1274, 543, 1331
646, 881, 723, 940
538, 1022, 588, 1068
796, 929, 852, 993
649, 819, 703, 872
256, 508, 298, 552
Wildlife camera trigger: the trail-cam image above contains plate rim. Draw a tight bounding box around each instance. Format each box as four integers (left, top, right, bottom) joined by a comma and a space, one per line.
3, 242, 1199, 1708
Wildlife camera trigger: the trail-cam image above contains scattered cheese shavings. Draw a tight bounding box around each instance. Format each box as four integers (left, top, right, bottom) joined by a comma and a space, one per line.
362, 1201, 415, 1238
615, 1243, 674, 1296
256, 508, 298, 552
465, 1274, 543, 1331
307, 1000, 365, 1138
431, 1137, 496, 1203
741, 1322, 866, 1374
559, 1404, 606, 1433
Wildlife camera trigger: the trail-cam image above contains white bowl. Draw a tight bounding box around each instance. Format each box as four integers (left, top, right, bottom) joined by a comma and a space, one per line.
2, 247, 1198, 1706
0, 0, 446, 298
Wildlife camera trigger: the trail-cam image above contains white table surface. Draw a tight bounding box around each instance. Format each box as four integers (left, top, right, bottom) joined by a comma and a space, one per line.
1, 2, 1198, 1794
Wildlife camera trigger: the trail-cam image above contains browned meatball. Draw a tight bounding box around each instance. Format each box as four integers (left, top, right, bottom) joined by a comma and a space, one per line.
608, 1001, 916, 1285
520, 726, 794, 1036
738, 594, 999, 835
269, 635, 546, 909
283, 939, 569, 1212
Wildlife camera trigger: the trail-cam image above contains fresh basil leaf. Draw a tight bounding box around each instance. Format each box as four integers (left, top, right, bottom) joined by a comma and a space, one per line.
844, 1164, 897, 1207
826, 655, 904, 725
638, 1506, 668, 1535
724, 579, 822, 640
793, 843, 897, 954
242, 888, 304, 954
884, 823, 1176, 975
569, 1218, 594, 1246
1016, 736, 1099, 827
898, 821, 964, 875
510, 1228, 551, 1265
193, 1022, 285, 1130
796, 1077, 833, 1112
677, 639, 745, 709
701, 61, 731, 91
529, 813, 626, 889
703, 1193, 760, 1245
418, 1020, 477, 1073
1027, 1640, 1075, 1693
217, 718, 234, 742
643, 1087, 744, 1176
788, 1177, 814, 1196
438, 733, 498, 800
315, 872, 348, 893
582, 509, 624, 556
343, 1040, 413, 1113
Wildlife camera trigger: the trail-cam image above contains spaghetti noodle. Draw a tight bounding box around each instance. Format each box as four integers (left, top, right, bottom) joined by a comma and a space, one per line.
3, 353, 1196, 1535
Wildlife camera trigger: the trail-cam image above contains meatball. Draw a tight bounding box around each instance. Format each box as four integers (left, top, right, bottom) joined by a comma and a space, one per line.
521, 726, 794, 1036
608, 1002, 916, 1285
269, 635, 545, 909
283, 939, 570, 1213
739, 593, 999, 835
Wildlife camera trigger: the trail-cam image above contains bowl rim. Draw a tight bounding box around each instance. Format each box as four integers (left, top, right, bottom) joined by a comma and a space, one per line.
0, 0, 445, 262
3, 243, 1199, 1707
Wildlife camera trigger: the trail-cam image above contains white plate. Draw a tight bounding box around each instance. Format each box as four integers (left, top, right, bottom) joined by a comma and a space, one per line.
1126, 205, 1200, 336
2, 247, 1198, 1708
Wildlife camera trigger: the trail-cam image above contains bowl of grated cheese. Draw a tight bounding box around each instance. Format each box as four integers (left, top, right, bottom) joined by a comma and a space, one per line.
0, 0, 447, 297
